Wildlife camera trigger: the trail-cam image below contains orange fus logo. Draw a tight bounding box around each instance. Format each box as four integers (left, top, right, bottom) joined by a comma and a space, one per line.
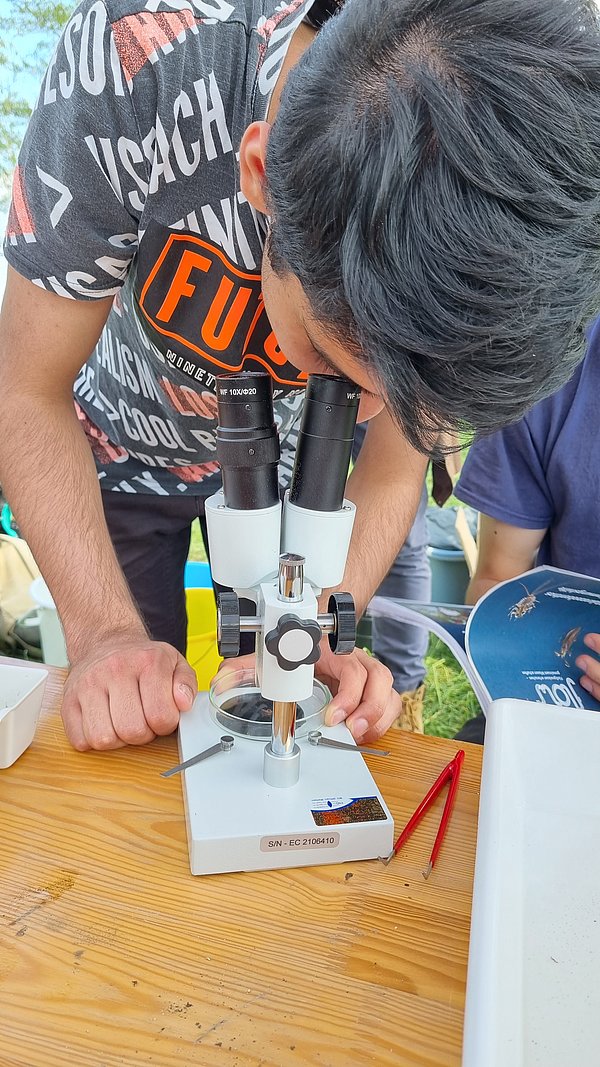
138, 233, 307, 388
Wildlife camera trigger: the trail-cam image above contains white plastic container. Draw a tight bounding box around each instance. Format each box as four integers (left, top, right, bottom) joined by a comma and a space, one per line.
0, 663, 48, 768
463, 697, 600, 1067
29, 576, 68, 667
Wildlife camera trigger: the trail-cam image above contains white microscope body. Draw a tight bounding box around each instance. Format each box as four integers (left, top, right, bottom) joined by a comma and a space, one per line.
175, 373, 394, 875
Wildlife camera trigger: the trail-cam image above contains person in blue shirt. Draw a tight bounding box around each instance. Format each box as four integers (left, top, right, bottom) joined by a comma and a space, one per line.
454, 316, 600, 742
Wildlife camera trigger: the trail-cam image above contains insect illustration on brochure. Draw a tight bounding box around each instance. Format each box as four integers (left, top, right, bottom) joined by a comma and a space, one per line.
508, 579, 554, 620
555, 626, 582, 664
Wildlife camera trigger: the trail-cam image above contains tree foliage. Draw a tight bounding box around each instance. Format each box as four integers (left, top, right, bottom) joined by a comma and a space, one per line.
0, 2, 73, 182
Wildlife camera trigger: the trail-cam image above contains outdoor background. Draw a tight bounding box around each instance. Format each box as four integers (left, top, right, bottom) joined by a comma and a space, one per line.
0, 1, 480, 737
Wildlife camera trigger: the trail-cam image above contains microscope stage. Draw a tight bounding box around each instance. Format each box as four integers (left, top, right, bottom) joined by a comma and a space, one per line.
177, 693, 394, 876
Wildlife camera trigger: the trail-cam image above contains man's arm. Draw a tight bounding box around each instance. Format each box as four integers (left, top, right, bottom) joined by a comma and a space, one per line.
466, 513, 546, 604
341, 405, 429, 615
0, 269, 140, 653
0, 268, 197, 749
314, 406, 428, 741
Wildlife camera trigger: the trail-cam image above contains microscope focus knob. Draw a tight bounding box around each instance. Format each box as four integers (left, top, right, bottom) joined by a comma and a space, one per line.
328, 592, 356, 655
265, 614, 322, 672
217, 592, 241, 658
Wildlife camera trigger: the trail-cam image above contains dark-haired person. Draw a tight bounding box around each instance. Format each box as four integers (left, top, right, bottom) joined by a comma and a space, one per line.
1, 0, 600, 752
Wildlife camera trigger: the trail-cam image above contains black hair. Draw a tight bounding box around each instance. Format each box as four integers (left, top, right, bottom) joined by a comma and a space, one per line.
266, 0, 600, 451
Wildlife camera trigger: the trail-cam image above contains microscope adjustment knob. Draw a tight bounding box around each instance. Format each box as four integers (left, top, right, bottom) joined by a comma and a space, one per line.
328, 592, 356, 655
264, 613, 322, 672
217, 591, 241, 658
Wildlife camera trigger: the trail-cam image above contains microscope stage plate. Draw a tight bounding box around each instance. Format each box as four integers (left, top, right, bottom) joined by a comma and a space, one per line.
177, 693, 394, 876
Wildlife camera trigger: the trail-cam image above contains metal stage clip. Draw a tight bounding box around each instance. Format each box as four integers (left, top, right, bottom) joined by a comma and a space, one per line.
161, 735, 235, 778
307, 731, 390, 757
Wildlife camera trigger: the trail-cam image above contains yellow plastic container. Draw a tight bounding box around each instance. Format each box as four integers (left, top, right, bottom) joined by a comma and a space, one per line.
185, 587, 222, 691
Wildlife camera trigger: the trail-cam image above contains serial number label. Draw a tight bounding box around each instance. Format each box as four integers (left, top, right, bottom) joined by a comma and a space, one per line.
260, 832, 340, 852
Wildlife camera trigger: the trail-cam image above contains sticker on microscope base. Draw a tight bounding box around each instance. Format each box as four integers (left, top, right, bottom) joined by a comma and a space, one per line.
260, 832, 341, 852
311, 796, 387, 826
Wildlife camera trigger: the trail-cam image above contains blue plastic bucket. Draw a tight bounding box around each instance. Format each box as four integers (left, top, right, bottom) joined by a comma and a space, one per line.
426, 546, 469, 605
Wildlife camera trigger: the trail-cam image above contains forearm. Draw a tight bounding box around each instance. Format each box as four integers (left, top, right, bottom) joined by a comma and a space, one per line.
336, 415, 428, 615
466, 514, 546, 606
341, 475, 424, 615
465, 575, 499, 605
0, 392, 146, 660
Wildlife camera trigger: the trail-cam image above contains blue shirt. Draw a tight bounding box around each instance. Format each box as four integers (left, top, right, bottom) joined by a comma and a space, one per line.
455, 317, 600, 578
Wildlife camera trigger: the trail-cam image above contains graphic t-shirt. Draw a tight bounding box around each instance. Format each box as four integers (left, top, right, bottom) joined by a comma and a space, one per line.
4, 0, 328, 496
455, 315, 600, 578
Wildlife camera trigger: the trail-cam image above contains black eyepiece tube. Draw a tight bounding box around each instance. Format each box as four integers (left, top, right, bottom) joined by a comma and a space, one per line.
289, 375, 360, 512
215, 372, 280, 510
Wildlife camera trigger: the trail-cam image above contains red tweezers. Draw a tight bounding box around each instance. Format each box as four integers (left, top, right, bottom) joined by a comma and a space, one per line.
380, 748, 465, 878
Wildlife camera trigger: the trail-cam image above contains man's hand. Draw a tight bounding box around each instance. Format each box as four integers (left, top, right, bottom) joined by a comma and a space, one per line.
576, 635, 600, 702
62, 636, 198, 751
316, 643, 401, 742
214, 643, 401, 745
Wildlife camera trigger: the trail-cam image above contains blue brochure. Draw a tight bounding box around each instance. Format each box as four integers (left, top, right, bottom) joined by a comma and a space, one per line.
465, 567, 600, 713
369, 566, 600, 714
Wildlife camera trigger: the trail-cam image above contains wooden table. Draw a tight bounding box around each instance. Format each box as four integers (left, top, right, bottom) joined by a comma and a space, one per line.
0, 663, 482, 1067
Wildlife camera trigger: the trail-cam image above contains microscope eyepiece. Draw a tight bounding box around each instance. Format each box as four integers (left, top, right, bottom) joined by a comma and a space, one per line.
215, 372, 280, 510
289, 374, 360, 512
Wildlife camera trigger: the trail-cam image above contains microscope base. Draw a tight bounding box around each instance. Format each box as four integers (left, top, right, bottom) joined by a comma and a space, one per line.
177, 693, 394, 876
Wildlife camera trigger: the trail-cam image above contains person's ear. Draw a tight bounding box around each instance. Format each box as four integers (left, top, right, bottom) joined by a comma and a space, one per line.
239, 121, 270, 215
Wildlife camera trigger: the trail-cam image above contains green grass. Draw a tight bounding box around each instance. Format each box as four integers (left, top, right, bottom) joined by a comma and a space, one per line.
423, 636, 479, 737
189, 519, 208, 562
421, 445, 478, 735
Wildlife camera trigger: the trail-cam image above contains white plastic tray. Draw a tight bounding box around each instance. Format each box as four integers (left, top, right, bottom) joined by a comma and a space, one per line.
0, 663, 47, 768
463, 698, 600, 1067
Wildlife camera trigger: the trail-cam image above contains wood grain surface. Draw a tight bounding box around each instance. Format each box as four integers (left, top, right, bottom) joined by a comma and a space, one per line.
0, 664, 482, 1067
